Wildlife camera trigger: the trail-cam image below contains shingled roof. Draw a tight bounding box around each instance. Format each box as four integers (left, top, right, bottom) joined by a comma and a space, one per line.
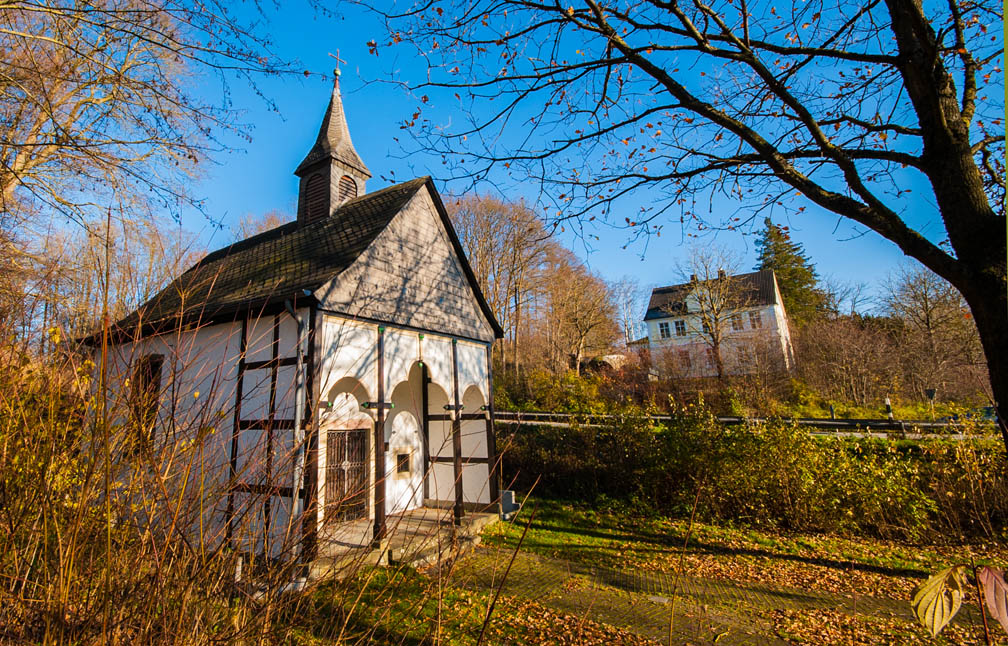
107, 178, 433, 337
644, 269, 779, 321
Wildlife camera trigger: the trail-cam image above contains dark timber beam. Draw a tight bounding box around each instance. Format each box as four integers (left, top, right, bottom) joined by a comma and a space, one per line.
485, 344, 500, 506
420, 357, 431, 501
372, 326, 387, 545
264, 314, 280, 547
450, 339, 464, 526
226, 318, 248, 548
302, 304, 321, 561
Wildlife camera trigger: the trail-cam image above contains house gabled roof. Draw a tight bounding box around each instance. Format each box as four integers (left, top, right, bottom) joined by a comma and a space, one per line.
644, 269, 779, 321
98, 177, 503, 342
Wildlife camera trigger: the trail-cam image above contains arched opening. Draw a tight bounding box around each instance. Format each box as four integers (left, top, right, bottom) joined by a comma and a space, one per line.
460, 384, 492, 506
338, 175, 358, 202
303, 173, 328, 223
320, 378, 372, 525
424, 374, 454, 505
385, 361, 427, 514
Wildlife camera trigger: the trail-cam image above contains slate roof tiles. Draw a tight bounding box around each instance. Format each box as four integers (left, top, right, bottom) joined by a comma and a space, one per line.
113, 177, 429, 333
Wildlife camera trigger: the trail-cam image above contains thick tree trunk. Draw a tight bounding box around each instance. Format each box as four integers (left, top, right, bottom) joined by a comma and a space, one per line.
713, 339, 725, 381
960, 276, 1008, 454
885, 0, 1008, 454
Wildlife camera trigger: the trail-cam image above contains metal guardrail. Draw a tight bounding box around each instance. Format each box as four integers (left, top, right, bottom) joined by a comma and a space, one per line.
492, 410, 987, 439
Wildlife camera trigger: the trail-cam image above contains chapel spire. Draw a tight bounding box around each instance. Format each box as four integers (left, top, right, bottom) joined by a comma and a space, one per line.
295, 70, 372, 225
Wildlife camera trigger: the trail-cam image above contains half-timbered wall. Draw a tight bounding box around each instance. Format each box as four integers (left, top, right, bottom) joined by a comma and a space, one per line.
102, 297, 495, 557
230, 308, 311, 558
102, 307, 311, 559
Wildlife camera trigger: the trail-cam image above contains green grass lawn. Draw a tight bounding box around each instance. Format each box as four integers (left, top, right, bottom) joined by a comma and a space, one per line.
285, 500, 1005, 645
481, 499, 1007, 600
288, 563, 659, 646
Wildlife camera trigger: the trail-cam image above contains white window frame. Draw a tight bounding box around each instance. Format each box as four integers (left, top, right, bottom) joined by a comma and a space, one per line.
658, 321, 671, 339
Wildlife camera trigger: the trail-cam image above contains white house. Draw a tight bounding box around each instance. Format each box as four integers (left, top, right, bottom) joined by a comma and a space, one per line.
642, 269, 794, 378
94, 72, 503, 562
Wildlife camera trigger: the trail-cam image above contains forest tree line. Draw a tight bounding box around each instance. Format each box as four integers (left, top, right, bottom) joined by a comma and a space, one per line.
447, 199, 989, 416
0, 191, 989, 418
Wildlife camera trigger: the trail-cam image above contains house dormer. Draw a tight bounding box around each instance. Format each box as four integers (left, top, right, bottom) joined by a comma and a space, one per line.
294, 70, 371, 225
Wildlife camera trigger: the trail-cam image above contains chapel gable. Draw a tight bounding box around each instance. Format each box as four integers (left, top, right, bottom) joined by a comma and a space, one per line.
315, 183, 498, 343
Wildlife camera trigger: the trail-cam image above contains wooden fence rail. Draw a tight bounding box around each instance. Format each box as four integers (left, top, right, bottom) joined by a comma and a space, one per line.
492, 410, 989, 440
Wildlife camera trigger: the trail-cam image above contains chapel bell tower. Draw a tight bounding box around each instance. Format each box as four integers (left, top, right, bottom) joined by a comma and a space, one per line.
294, 69, 371, 225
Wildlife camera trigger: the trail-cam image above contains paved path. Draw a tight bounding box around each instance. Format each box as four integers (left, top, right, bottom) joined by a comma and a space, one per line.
448, 548, 983, 645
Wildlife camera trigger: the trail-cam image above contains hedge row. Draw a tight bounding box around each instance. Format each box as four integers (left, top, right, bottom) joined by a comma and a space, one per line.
498, 404, 1007, 541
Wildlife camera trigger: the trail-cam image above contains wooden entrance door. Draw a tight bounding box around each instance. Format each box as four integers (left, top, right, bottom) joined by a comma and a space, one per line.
325, 429, 368, 522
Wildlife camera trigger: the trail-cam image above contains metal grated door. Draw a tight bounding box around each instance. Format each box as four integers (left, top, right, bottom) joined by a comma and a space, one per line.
325, 429, 368, 522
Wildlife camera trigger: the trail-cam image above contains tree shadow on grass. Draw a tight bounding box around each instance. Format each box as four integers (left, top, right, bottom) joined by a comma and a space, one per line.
508, 517, 930, 580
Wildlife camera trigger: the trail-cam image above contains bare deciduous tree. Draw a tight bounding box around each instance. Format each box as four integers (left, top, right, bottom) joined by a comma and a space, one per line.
611, 275, 646, 346
675, 245, 750, 380
449, 195, 553, 373
51, 217, 203, 339
884, 262, 985, 401
1, 0, 294, 230
548, 258, 617, 374
796, 316, 900, 407
235, 210, 292, 240
821, 276, 872, 318
360, 0, 1008, 450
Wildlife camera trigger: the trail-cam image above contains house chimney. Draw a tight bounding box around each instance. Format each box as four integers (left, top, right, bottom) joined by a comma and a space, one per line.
718, 269, 726, 280
689, 274, 697, 282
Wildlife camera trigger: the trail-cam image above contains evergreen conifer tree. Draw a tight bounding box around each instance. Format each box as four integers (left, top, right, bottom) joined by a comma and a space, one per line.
754, 218, 827, 327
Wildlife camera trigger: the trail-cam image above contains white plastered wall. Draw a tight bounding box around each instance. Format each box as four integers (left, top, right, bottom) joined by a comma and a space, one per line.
102, 321, 242, 552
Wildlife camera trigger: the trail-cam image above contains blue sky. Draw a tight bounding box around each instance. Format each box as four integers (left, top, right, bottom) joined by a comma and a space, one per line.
182, 0, 939, 312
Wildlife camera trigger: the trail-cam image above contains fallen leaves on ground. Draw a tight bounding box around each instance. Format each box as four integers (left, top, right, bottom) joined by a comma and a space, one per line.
484, 599, 662, 646
772, 607, 1000, 645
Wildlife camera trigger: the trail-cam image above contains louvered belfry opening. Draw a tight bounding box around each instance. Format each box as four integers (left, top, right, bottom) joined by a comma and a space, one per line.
338, 175, 357, 202
304, 173, 328, 223
294, 73, 371, 227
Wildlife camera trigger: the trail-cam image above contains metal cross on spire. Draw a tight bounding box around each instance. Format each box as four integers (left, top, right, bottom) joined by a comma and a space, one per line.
330, 49, 346, 77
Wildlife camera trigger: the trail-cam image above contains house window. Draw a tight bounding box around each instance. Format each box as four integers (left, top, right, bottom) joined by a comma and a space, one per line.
396, 453, 410, 474
674, 320, 686, 336
705, 347, 716, 367
738, 345, 755, 369
749, 311, 763, 328
131, 354, 163, 444
679, 349, 691, 369
731, 314, 744, 331
702, 319, 711, 334
658, 321, 670, 339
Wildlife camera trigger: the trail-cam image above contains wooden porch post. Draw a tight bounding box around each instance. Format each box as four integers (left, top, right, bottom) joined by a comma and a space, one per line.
226, 318, 248, 549
373, 326, 387, 545
450, 339, 464, 525
301, 305, 321, 560
484, 344, 500, 506
420, 356, 431, 501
